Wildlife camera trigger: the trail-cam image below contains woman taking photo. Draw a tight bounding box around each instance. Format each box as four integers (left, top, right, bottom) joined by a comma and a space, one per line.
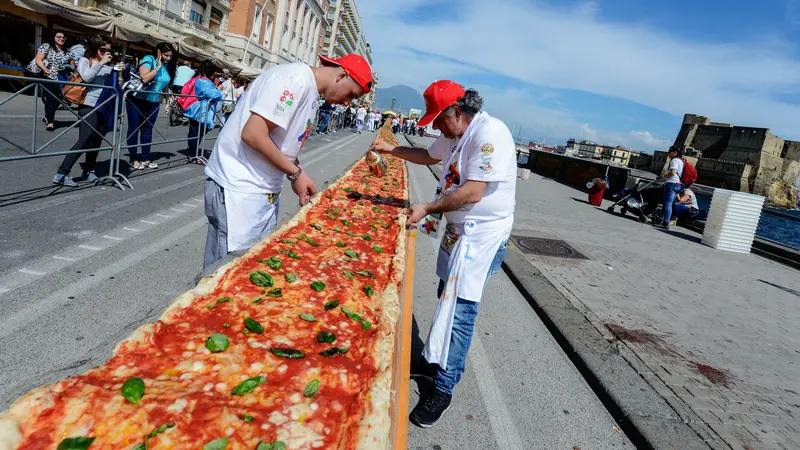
35, 32, 74, 131
53, 35, 124, 187
181, 60, 222, 162
126, 42, 175, 170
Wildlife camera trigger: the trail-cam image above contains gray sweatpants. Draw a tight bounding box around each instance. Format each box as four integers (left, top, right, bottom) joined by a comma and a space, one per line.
203, 178, 229, 272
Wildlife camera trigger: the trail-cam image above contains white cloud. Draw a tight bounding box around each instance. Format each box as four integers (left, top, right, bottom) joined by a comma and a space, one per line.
360, 0, 800, 147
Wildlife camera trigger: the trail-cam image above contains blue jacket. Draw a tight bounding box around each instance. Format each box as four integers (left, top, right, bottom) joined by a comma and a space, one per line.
183, 77, 223, 129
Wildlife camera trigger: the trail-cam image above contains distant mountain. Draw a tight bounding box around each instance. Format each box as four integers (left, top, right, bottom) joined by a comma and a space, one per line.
373, 85, 424, 112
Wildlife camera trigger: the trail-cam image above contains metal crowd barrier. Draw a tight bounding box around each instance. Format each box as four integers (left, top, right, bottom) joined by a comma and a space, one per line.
117, 89, 224, 188
0, 74, 124, 190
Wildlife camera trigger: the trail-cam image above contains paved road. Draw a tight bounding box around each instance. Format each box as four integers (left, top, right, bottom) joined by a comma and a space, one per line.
509, 172, 800, 449
0, 127, 631, 448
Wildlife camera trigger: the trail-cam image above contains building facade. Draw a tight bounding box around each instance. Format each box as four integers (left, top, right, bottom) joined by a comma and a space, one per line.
225, 0, 326, 72
320, 0, 376, 104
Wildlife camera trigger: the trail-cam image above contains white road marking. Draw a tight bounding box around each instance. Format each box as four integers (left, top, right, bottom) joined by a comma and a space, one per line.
141, 220, 158, 225
408, 164, 524, 449
170, 208, 187, 213
0, 218, 208, 337
181, 203, 198, 208
156, 214, 174, 219
78, 245, 101, 251
18, 268, 45, 276
123, 227, 141, 232
52, 255, 76, 262
103, 235, 124, 241
0, 287, 9, 294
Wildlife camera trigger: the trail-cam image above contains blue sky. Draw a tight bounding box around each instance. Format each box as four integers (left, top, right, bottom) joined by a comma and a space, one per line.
359, 0, 800, 152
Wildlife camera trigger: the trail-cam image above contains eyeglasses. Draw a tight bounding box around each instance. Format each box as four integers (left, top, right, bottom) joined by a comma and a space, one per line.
55, 36, 66, 40
99, 48, 111, 54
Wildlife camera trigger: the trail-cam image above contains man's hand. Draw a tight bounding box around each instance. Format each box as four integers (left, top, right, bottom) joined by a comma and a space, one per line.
370, 138, 396, 154
406, 204, 428, 227
291, 170, 317, 206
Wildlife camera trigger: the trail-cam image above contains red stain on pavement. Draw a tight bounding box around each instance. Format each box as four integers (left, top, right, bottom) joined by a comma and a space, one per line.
605, 323, 682, 359
695, 363, 730, 386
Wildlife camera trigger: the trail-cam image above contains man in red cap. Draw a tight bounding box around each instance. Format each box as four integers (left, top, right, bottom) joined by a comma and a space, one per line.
372, 80, 517, 427
203, 54, 372, 272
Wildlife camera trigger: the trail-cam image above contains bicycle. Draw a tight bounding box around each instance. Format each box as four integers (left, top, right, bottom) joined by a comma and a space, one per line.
167, 95, 185, 126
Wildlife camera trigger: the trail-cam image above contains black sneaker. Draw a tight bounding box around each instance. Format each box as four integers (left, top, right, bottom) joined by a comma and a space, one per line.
410, 357, 438, 380
409, 389, 452, 428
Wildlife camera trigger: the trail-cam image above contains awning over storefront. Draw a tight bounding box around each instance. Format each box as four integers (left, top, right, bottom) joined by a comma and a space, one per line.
230, 61, 261, 77
112, 21, 177, 48
176, 41, 216, 62
11, 0, 113, 31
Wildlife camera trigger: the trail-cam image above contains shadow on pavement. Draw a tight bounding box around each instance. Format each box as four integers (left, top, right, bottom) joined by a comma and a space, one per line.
658, 229, 702, 244
570, 196, 592, 205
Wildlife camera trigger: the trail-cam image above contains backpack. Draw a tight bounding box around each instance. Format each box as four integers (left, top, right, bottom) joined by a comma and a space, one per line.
176, 76, 207, 111
680, 158, 698, 187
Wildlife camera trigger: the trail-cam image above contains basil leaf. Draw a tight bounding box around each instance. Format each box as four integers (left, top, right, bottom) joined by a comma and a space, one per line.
281, 238, 297, 244
257, 257, 281, 270
344, 249, 358, 259
373, 245, 384, 253
223, 323, 231, 328
341, 307, 362, 322
205, 333, 230, 353
252, 297, 263, 304
361, 319, 372, 331
243, 318, 264, 333
207, 297, 233, 309
146, 423, 175, 439
319, 347, 348, 357
346, 230, 354, 237
343, 271, 354, 279
242, 413, 255, 422
203, 437, 229, 450
270, 348, 305, 358
354, 270, 375, 278
310, 281, 326, 292
264, 288, 281, 298
303, 379, 320, 398
370, 224, 378, 231
231, 375, 266, 395
382, 224, 391, 230
310, 223, 322, 231
342, 187, 354, 192
249, 271, 274, 287
324, 299, 340, 310
317, 331, 336, 343
57, 437, 95, 450
361, 234, 372, 241
335, 242, 346, 247
257, 441, 287, 450
288, 250, 301, 259
299, 312, 318, 322
121, 377, 145, 405
333, 226, 342, 232
131, 444, 146, 450
285, 273, 297, 283
341, 219, 352, 226
364, 285, 375, 297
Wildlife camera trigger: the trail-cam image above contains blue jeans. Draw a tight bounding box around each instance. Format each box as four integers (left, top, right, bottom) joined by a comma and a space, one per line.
432, 240, 508, 395
662, 182, 683, 224
672, 203, 691, 220
126, 98, 159, 162
318, 112, 330, 133
188, 119, 206, 157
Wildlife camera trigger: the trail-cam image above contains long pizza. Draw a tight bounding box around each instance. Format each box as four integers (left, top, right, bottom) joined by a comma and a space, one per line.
0, 124, 408, 450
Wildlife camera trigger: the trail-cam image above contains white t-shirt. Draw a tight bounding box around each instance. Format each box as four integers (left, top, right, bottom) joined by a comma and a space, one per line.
680, 189, 698, 209
391, 118, 398, 126
205, 63, 319, 194
356, 107, 366, 121
666, 157, 684, 184
427, 112, 517, 225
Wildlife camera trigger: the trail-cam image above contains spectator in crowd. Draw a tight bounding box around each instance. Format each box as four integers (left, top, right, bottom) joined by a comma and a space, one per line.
654, 146, 685, 229
35, 31, 75, 131
374, 111, 381, 131
219, 73, 237, 126
318, 101, 332, 134
182, 60, 223, 163
235, 79, 245, 100
173, 60, 195, 94
126, 42, 175, 170
68, 37, 87, 60
672, 187, 698, 220
53, 35, 124, 186
391, 115, 399, 133
355, 104, 367, 134
365, 110, 374, 132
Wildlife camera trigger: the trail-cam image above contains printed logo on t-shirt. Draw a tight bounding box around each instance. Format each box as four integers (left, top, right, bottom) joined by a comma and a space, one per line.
444, 162, 461, 190
266, 193, 279, 205
442, 223, 459, 251
297, 119, 313, 149
480, 143, 494, 155
479, 155, 493, 173
281, 90, 295, 106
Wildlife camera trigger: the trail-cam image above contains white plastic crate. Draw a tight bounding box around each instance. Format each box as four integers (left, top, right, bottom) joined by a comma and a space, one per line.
701, 189, 764, 253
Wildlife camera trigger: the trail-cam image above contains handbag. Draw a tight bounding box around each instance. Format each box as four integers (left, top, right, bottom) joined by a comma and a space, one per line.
25, 58, 42, 75
62, 70, 87, 105
122, 60, 155, 101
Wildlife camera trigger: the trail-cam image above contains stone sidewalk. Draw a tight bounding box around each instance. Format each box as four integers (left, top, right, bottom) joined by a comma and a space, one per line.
508, 174, 799, 449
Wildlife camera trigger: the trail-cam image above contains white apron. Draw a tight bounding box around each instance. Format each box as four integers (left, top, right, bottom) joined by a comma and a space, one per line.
224, 190, 281, 252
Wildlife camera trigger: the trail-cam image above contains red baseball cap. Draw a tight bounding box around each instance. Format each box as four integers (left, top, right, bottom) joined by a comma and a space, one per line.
416, 80, 466, 128
319, 54, 373, 93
